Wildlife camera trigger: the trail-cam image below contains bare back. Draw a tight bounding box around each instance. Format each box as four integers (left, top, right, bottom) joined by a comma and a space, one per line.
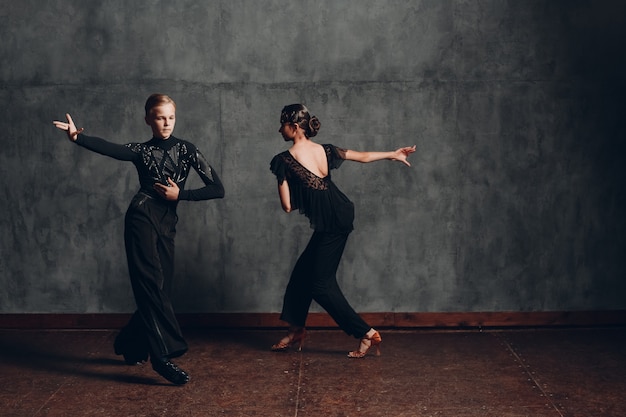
288, 142, 329, 178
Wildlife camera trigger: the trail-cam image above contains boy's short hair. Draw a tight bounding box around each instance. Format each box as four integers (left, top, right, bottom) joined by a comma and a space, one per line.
145, 94, 176, 117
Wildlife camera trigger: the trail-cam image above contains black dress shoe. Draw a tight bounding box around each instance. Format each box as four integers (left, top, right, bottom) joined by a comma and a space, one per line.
114, 343, 148, 365
123, 355, 148, 366
114, 333, 148, 365
151, 360, 190, 385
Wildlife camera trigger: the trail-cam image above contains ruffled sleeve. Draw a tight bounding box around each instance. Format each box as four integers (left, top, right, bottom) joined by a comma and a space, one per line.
270, 153, 287, 184
324, 144, 348, 170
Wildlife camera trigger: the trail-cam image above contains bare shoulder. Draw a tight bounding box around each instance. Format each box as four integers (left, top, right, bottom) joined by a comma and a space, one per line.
291, 141, 324, 158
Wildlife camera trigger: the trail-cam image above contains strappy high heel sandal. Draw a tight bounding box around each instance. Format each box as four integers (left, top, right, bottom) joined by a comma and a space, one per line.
271, 327, 306, 352
348, 330, 382, 358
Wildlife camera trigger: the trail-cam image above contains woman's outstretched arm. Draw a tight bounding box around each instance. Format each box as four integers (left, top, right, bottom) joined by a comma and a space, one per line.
344, 145, 416, 166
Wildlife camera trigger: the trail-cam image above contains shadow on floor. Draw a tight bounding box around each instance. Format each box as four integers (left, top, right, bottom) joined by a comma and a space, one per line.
0, 327, 625, 416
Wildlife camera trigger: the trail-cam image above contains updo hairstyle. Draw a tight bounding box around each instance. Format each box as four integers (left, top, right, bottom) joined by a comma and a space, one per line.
280, 104, 321, 138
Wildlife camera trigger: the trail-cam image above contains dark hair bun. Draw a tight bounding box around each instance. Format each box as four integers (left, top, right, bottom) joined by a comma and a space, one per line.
308, 116, 321, 137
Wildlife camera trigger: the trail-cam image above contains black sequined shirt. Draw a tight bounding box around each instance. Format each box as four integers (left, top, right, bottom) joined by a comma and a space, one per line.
75, 134, 224, 205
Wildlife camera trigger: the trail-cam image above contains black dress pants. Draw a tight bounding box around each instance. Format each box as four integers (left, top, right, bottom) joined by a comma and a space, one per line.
115, 193, 188, 361
280, 231, 371, 338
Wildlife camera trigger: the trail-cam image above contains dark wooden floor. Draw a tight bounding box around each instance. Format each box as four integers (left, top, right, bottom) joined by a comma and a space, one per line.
1, 327, 624, 416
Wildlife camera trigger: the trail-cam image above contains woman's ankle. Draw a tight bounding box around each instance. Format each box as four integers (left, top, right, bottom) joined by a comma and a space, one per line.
365, 328, 377, 339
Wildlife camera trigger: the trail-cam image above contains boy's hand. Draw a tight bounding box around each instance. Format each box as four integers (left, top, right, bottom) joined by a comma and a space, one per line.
52, 113, 84, 141
154, 178, 180, 201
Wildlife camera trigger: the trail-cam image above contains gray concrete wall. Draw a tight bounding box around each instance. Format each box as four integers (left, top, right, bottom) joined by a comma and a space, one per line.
1, 0, 624, 314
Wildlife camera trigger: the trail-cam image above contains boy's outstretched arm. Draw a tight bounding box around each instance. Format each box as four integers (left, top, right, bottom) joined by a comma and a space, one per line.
52, 113, 84, 141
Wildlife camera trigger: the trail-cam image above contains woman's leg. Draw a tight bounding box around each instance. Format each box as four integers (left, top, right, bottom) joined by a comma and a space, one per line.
271, 234, 317, 351
309, 232, 371, 338
279, 234, 316, 327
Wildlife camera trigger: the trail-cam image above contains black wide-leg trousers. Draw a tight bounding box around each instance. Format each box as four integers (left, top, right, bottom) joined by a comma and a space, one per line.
280, 231, 371, 338
115, 193, 188, 362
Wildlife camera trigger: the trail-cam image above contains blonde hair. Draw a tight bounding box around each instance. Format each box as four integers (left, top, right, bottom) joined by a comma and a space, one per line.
145, 93, 176, 117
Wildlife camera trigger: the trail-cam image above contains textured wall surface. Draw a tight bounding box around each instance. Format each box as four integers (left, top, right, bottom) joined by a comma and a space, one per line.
1, 0, 625, 313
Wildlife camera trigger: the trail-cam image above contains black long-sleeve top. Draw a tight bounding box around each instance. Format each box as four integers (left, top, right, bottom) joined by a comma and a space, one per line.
75, 133, 224, 205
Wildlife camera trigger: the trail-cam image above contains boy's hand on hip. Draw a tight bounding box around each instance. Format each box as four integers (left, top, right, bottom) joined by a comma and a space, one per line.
154, 178, 180, 201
